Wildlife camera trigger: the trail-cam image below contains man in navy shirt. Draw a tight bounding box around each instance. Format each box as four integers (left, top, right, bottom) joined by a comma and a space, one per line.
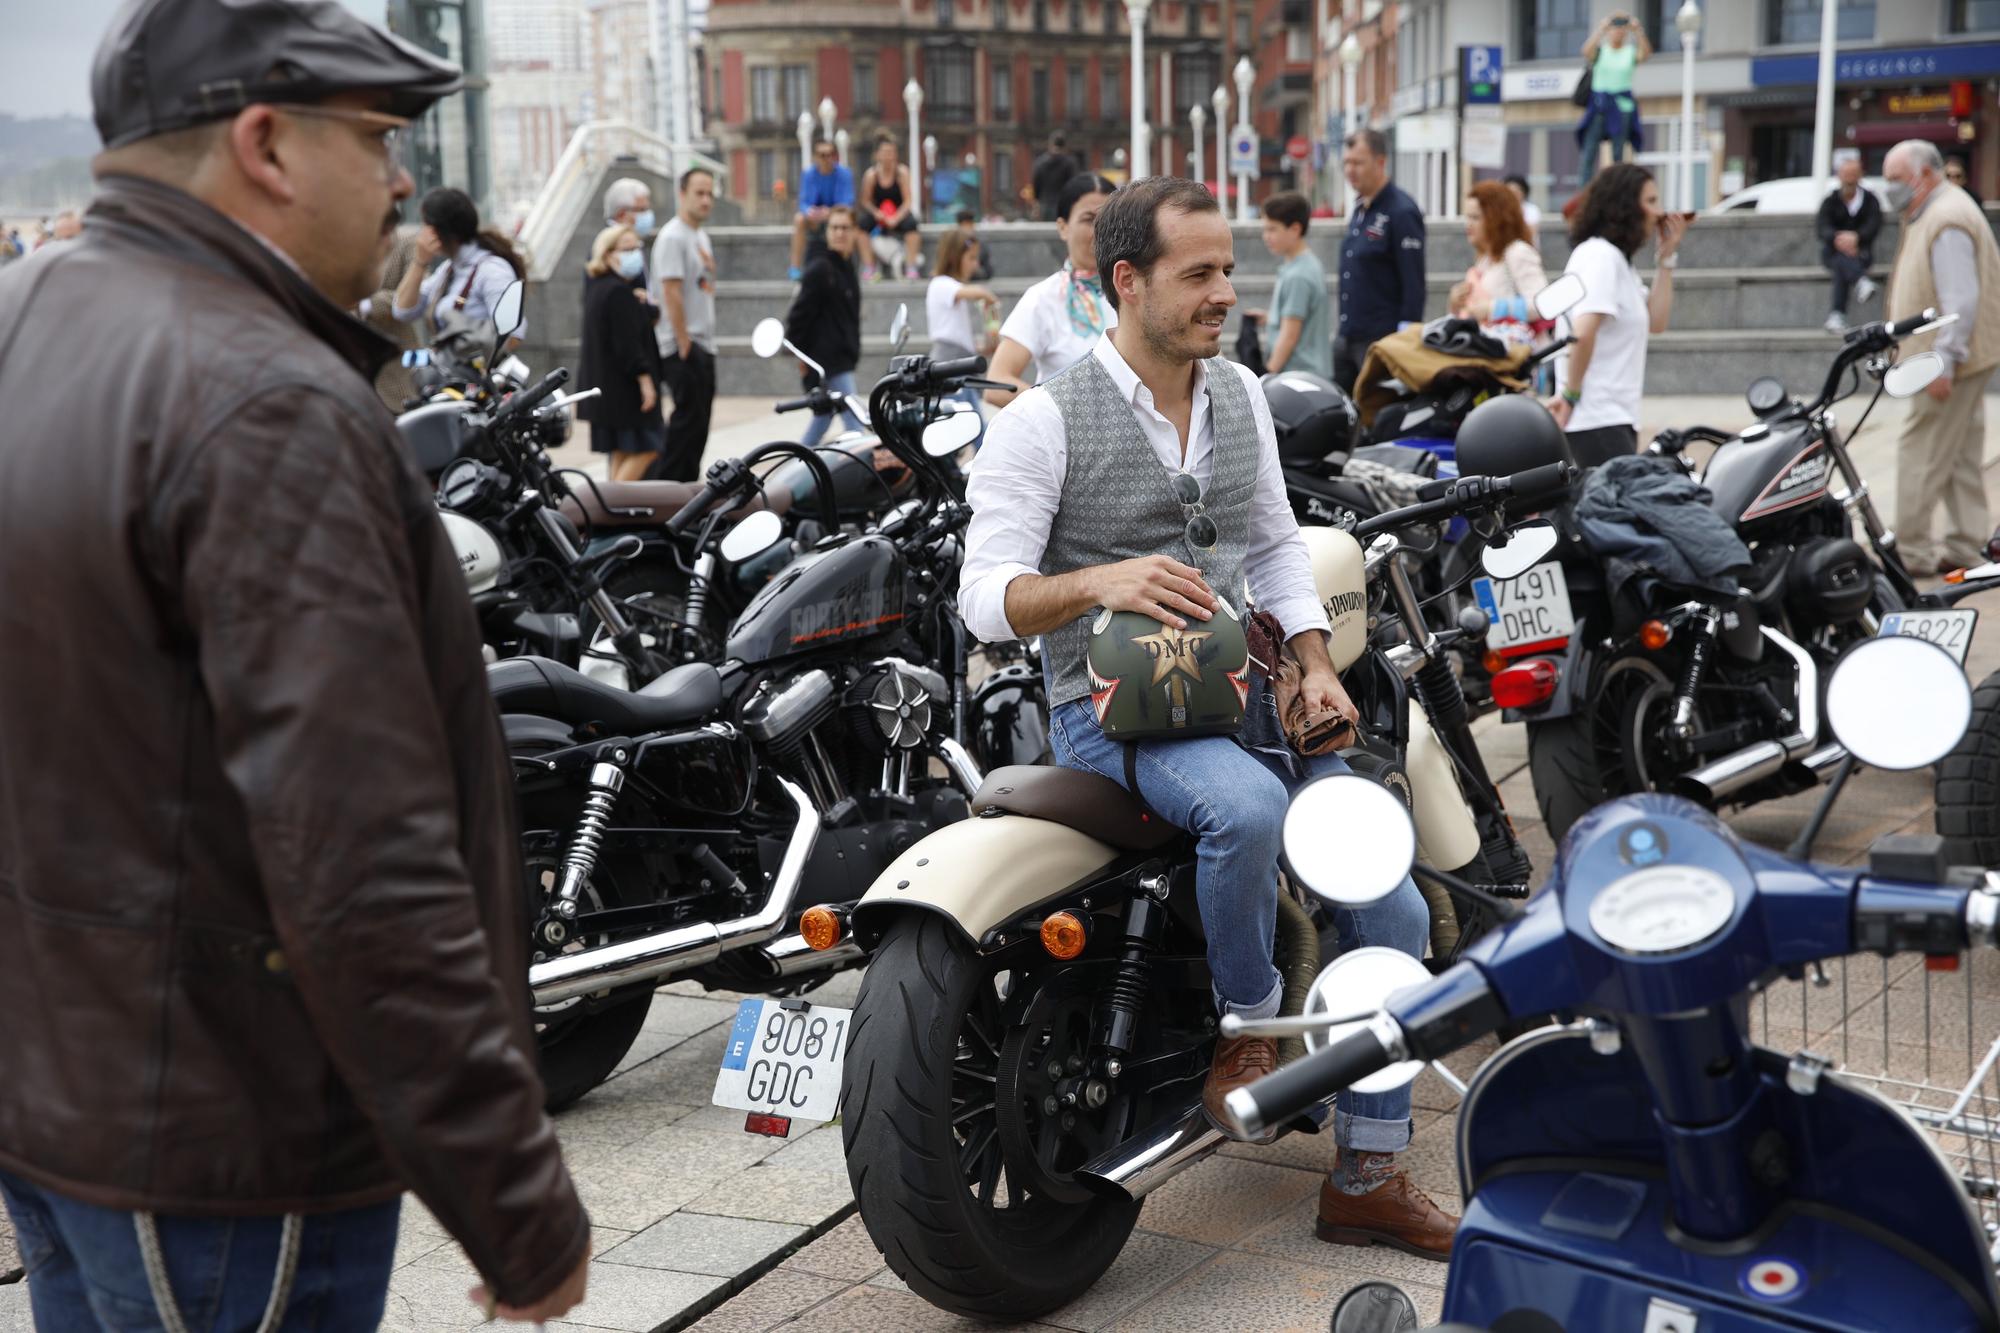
1335, 128, 1426, 392
791, 139, 855, 280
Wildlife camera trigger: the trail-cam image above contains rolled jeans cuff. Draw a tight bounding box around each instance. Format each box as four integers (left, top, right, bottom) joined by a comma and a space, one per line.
1335, 1108, 1413, 1154
1217, 969, 1283, 1021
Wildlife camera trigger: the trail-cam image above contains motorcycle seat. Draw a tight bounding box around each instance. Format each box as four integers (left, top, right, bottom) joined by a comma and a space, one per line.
559, 480, 790, 531
970, 766, 1180, 850
488, 655, 723, 732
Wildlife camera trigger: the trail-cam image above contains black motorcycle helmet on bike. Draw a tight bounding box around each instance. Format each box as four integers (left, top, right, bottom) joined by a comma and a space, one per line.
1453, 393, 1577, 481
1262, 371, 1360, 468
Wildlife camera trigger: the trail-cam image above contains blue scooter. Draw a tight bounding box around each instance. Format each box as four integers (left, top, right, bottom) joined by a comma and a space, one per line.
1228, 632, 2000, 1331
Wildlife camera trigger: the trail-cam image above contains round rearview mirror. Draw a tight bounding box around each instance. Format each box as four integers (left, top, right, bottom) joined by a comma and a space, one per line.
1480, 523, 1558, 582
719, 509, 786, 564
751, 318, 787, 360
1300, 948, 1430, 1094
1533, 272, 1586, 322
1885, 350, 1946, 400
492, 280, 525, 341
1330, 1281, 1422, 1333
1281, 774, 1415, 907
921, 411, 982, 456
890, 303, 910, 351
1826, 634, 1971, 770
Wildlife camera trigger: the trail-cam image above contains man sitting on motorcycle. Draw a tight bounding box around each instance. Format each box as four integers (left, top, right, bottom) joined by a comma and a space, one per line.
960, 176, 1456, 1260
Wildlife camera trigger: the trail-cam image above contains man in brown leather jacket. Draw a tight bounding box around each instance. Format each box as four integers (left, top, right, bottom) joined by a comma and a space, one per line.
0, 0, 590, 1324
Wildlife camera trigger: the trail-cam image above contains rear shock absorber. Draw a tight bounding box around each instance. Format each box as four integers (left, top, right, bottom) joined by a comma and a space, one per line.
1671, 607, 1721, 741
1098, 873, 1169, 1070
552, 762, 625, 934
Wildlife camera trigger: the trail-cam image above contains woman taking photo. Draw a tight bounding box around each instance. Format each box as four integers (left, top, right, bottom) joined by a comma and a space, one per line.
928, 229, 1000, 439
1449, 179, 1549, 347
392, 186, 527, 343
983, 174, 1118, 406
1546, 162, 1688, 467
578, 225, 665, 482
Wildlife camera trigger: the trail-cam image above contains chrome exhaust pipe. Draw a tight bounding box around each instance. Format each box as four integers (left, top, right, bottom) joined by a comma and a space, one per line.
530, 776, 819, 1006
1679, 628, 1824, 804
758, 932, 866, 978
1800, 742, 1847, 776
935, 736, 985, 798
1073, 1095, 1224, 1202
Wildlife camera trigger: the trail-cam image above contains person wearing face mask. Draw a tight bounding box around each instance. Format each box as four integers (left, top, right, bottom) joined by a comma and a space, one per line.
1882, 138, 2000, 574
602, 176, 657, 301
580, 225, 666, 481
983, 173, 1119, 406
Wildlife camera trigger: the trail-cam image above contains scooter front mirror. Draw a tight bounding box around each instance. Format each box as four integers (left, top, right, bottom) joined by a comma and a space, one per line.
1330, 1280, 1423, 1333
491, 279, 525, 342
1533, 272, 1586, 322
718, 509, 785, 564
890, 303, 910, 353
1826, 634, 1971, 770
922, 411, 982, 456
751, 318, 787, 359
1885, 350, 1946, 399
1480, 523, 1558, 581
1281, 774, 1414, 907
1300, 948, 1429, 1093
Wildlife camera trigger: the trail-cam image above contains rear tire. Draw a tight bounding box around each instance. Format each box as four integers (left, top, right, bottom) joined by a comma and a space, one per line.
841, 915, 1141, 1320
1936, 670, 2000, 865
1526, 713, 1607, 844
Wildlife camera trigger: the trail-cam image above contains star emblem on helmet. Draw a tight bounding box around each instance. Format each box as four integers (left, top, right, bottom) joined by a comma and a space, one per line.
1132, 625, 1214, 687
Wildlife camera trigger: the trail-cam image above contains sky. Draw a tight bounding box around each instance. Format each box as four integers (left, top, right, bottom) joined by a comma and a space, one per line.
5, 0, 389, 121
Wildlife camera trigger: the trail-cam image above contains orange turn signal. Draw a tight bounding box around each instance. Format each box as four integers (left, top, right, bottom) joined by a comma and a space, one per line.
800, 905, 844, 952
1946, 567, 1967, 584
1040, 911, 1089, 960
1639, 619, 1673, 651
1481, 649, 1507, 676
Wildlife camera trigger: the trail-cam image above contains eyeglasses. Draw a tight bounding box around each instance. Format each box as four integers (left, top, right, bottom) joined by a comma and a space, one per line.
275, 104, 411, 182
1171, 471, 1217, 556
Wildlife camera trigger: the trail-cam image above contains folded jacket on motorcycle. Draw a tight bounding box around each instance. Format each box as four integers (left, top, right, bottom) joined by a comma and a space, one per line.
1573, 453, 1753, 595
1350, 324, 1530, 429
0, 174, 587, 1308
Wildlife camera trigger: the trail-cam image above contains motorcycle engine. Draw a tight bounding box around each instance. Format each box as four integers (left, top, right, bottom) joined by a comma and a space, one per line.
1784, 536, 1874, 628
847, 660, 949, 755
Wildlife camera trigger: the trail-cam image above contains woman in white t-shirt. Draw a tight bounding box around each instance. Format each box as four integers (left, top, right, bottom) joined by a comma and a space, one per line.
1546, 162, 1688, 467
927, 228, 1000, 444
983, 173, 1119, 407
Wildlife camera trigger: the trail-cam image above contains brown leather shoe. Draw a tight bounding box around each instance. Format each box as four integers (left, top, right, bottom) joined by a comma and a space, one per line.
1201, 1034, 1279, 1143
1316, 1172, 1458, 1260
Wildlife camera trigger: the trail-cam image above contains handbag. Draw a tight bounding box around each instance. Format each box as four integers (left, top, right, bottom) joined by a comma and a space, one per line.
1570, 59, 1594, 108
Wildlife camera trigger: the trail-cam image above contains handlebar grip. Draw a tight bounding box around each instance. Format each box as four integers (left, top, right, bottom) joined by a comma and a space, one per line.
1505, 461, 1579, 509
495, 368, 569, 423
775, 395, 814, 413
928, 355, 987, 382
1891, 308, 1938, 338
1525, 335, 1577, 369
1223, 1026, 1395, 1140
664, 483, 725, 536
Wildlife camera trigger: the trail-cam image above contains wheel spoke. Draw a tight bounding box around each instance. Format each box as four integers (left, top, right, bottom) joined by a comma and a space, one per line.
952, 1097, 995, 1126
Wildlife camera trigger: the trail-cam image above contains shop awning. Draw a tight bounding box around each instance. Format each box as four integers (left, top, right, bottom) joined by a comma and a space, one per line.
1848, 120, 1967, 147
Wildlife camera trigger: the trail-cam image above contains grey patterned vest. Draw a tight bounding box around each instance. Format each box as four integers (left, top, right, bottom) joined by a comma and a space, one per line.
1039, 353, 1259, 708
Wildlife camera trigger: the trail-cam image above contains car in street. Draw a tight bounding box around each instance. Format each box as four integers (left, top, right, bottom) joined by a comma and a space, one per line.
1709, 174, 1890, 214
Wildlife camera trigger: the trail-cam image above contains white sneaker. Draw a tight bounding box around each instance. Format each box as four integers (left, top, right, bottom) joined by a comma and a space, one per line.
1855, 276, 1879, 303
1824, 311, 1848, 334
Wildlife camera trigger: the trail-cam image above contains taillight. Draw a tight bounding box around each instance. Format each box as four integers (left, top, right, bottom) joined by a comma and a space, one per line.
1492, 658, 1560, 710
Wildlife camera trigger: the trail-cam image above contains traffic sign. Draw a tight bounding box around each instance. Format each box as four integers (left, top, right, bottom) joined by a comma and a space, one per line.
1460, 44, 1503, 105
1285, 135, 1310, 161
1229, 126, 1259, 179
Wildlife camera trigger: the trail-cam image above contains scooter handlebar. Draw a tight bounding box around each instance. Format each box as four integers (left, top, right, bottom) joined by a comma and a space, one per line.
775, 394, 816, 413
1890, 308, 1940, 338
1223, 1022, 1400, 1140
493, 367, 569, 425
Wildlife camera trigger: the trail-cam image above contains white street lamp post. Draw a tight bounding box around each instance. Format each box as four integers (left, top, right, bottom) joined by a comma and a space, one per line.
904, 79, 924, 223
924, 135, 938, 185
835, 128, 850, 169
1211, 84, 1229, 201
1232, 55, 1254, 223
1159, 51, 1173, 179
1676, 1, 1702, 211
1189, 103, 1207, 197
1809, 0, 1837, 187
1339, 34, 1362, 217
818, 97, 837, 146
796, 111, 814, 174
1127, 0, 1154, 180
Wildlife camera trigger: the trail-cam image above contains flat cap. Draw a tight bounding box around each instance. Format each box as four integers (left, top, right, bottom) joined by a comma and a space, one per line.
92, 0, 464, 149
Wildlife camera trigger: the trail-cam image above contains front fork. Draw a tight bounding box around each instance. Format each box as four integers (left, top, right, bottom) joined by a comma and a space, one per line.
1827, 423, 1921, 604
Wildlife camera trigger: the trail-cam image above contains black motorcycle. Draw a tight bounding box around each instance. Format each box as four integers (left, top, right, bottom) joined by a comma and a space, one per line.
492, 349, 1037, 1109
1513, 309, 1999, 838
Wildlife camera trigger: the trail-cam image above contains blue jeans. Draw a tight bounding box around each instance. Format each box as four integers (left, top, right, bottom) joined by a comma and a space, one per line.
1048, 697, 1429, 1152
1577, 91, 1635, 185
800, 370, 864, 448
0, 1170, 401, 1332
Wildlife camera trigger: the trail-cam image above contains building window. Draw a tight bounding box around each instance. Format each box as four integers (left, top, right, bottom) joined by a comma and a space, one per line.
1636, 0, 1684, 51
1188, 0, 1201, 35
995, 0, 1008, 29
931, 44, 976, 122
1173, 52, 1216, 118
855, 55, 878, 113
1034, 0, 1048, 29
994, 150, 1015, 204
1765, 0, 1873, 44
994, 57, 1014, 119
1067, 65, 1086, 119
1286, 24, 1311, 62
756, 149, 778, 200
1102, 61, 1121, 121
1233, 10, 1250, 51
1070, 0, 1083, 32
1953, 0, 2000, 32
937, 0, 953, 25
1516, 0, 1590, 63
1032, 68, 1050, 119
750, 67, 779, 124
781, 65, 812, 121
1104, 0, 1119, 34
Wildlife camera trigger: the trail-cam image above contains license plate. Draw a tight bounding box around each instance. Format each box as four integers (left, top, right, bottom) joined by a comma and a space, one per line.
1879, 608, 1978, 666
1472, 562, 1575, 653
711, 998, 850, 1125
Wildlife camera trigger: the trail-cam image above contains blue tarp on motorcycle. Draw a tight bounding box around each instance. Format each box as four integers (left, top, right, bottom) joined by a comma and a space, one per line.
1573, 454, 1751, 597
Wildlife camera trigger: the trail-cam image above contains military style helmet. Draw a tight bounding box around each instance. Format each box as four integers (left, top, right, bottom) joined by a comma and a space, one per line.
1086, 596, 1251, 741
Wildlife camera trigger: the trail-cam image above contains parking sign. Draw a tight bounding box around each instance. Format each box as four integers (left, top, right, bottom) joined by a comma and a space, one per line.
1228, 127, 1259, 179
1460, 45, 1503, 105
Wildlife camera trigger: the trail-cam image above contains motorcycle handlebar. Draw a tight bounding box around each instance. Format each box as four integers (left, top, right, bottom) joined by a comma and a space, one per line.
775, 395, 815, 413
664, 482, 727, 536
1524, 335, 1576, 370
493, 368, 569, 425
926, 355, 987, 383
1351, 462, 1579, 538
1224, 1025, 1397, 1139
1890, 308, 1940, 338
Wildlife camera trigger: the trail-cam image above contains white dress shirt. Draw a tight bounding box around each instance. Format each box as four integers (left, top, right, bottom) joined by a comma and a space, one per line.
960, 336, 1332, 646
393, 241, 521, 337
997, 267, 1119, 385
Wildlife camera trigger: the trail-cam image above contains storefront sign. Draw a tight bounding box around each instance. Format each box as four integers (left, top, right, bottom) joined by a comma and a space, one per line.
1392, 83, 1426, 118
1396, 112, 1455, 153
1460, 45, 1503, 105
1462, 118, 1508, 169
1752, 42, 2000, 88
1502, 66, 1583, 102
1886, 92, 1953, 116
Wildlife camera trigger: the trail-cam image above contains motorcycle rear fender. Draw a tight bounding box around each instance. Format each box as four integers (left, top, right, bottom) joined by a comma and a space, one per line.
849, 813, 1123, 950
1500, 623, 1598, 724
1407, 699, 1483, 870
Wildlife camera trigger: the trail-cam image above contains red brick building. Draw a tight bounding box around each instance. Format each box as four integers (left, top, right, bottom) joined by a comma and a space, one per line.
704, 0, 1258, 221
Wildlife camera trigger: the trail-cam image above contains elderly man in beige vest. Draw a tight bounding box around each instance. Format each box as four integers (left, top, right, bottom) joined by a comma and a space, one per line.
1885, 138, 2000, 573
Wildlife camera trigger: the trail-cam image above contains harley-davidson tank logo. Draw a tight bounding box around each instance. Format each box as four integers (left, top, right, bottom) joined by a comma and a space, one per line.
1324, 589, 1365, 620
1088, 659, 1121, 725
1132, 625, 1214, 686
1741, 442, 1832, 521
789, 579, 905, 645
